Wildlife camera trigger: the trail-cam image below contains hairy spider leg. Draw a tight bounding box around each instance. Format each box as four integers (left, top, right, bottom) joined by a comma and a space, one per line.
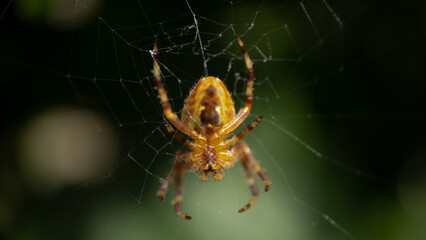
234, 141, 270, 213
156, 150, 192, 220
217, 36, 255, 138
157, 150, 187, 201
239, 142, 270, 191
163, 121, 194, 148
238, 148, 258, 213
226, 115, 263, 147
173, 156, 192, 220
152, 43, 201, 141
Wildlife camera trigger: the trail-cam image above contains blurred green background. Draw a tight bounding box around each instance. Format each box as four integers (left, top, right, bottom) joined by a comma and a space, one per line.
1, 0, 426, 240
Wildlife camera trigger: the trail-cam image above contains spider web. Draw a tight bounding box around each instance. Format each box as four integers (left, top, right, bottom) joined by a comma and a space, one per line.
1, 0, 425, 239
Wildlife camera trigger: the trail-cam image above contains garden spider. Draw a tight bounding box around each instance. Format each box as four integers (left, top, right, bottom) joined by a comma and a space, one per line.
152, 37, 269, 220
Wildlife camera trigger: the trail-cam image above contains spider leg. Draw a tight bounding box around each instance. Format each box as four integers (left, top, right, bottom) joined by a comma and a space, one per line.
238, 149, 258, 213
157, 150, 188, 201
174, 157, 192, 220
163, 121, 193, 148
234, 141, 270, 213
237, 36, 255, 109
239, 142, 270, 191
156, 150, 192, 220
218, 37, 255, 137
227, 115, 263, 147
152, 43, 200, 140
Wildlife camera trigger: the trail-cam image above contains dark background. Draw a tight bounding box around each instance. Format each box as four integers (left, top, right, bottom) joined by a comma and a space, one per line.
1, 0, 425, 239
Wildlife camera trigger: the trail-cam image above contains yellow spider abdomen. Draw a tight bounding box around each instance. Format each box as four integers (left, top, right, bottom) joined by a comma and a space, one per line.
181, 77, 236, 135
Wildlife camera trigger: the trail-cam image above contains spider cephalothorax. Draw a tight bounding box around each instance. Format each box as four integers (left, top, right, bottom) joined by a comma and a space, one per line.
152, 37, 269, 220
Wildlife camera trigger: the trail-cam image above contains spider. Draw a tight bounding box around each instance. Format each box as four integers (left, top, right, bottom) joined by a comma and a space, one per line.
151, 37, 269, 220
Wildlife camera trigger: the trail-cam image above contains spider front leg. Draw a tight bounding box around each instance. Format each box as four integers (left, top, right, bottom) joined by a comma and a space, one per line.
238, 150, 258, 213
157, 150, 192, 220
240, 141, 270, 191
234, 141, 270, 213
173, 156, 192, 220
157, 150, 186, 200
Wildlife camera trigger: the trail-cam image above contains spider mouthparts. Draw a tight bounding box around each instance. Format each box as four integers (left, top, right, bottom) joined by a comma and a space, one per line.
203, 166, 215, 173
